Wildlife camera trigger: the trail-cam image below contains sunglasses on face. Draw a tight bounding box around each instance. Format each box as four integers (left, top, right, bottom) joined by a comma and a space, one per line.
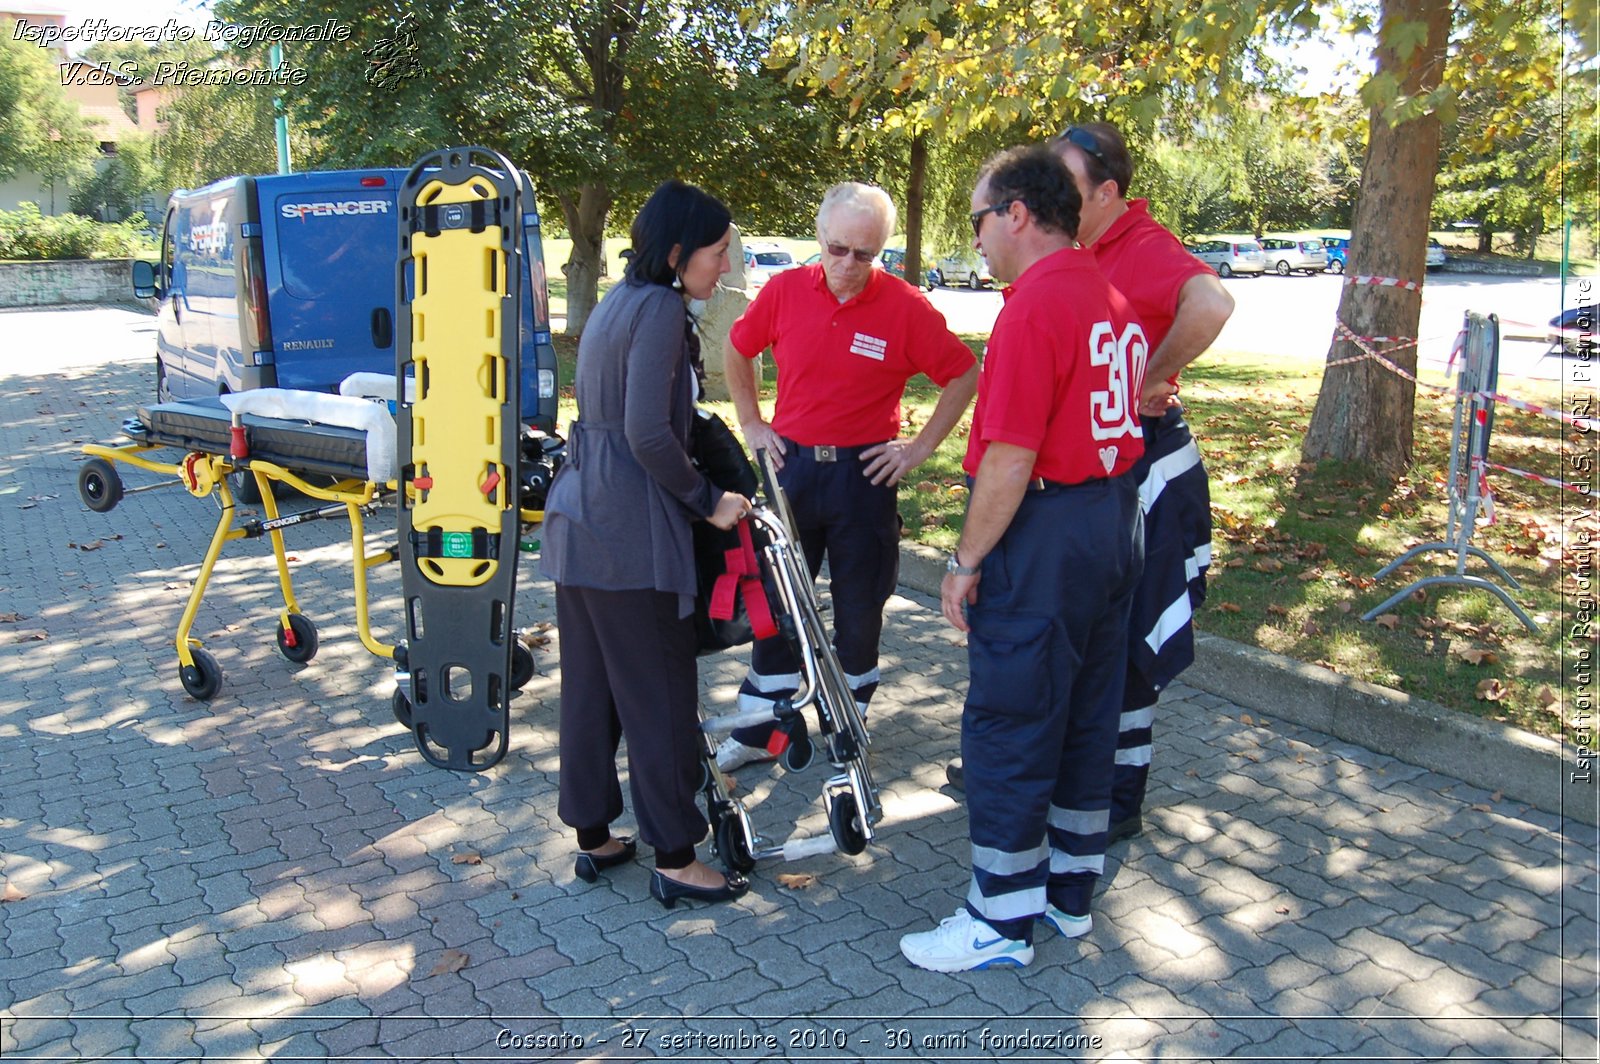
969, 200, 1014, 238
823, 239, 878, 264
1055, 125, 1109, 168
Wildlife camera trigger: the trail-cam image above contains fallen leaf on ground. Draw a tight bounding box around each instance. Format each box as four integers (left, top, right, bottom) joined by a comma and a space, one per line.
1300, 619, 1323, 637
1455, 648, 1499, 666
1, 882, 24, 903
0, 612, 21, 623
1475, 679, 1508, 702
429, 949, 470, 976
1275, 905, 1291, 914
1253, 559, 1284, 573
1537, 686, 1558, 708
450, 852, 483, 866
1375, 614, 1400, 630
1266, 604, 1289, 617
1240, 713, 1255, 726
1471, 803, 1492, 813
14, 631, 47, 643
776, 873, 818, 890
74, 540, 105, 552
1490, 791, 1503, 802
1217, 602, 1242, 613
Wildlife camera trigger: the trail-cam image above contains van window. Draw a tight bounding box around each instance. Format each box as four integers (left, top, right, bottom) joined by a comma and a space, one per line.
274, 194, 397, 301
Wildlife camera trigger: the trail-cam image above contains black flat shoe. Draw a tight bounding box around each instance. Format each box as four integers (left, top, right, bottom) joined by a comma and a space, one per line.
649, 869, 748, 909
574, 837, 637, 883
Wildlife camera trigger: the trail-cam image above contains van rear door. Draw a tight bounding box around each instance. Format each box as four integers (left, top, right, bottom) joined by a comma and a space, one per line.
259, 170, 407, 393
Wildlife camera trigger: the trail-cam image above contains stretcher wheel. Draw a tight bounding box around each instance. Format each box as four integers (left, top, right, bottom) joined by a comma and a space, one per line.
510, 641, 535, 692
275, 613, 319, 664
780, 731, 814, 773
828, 792, 868, 856
179, 647, 222, 701
78, 458, 123, 513
391, 689, 414, 729
715, 814, 757, 874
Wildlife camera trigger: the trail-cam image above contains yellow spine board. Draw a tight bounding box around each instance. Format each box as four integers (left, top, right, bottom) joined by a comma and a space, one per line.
408, 175, 509, 587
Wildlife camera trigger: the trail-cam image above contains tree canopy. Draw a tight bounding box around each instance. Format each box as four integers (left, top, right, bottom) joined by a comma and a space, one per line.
0, 19, 99, 194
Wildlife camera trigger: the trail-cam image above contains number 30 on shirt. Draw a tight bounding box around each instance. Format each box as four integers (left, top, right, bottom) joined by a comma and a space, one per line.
1087, 320, 1149, 441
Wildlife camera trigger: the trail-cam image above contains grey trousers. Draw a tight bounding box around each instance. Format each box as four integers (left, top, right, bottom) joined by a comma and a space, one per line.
555, 584, 707, 856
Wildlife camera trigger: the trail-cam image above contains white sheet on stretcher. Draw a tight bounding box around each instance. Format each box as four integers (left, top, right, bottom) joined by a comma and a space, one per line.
219, 389, 396, 484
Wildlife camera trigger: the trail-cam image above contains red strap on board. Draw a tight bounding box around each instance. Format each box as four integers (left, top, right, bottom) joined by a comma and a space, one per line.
708, 519, 777, 640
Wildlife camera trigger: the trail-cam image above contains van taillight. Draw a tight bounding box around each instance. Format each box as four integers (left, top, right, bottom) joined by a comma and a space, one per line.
242, 240, 272, 351
360, 176, 386, 187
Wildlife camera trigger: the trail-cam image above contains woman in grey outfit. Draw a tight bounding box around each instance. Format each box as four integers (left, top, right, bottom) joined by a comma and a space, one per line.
540, 180, 752, 907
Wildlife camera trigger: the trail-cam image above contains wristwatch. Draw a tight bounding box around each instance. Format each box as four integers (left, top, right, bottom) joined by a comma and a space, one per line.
946, 552, 979, 576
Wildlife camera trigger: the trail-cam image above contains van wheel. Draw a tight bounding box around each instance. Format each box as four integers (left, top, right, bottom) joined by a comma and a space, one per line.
1217, 263, 1233, 278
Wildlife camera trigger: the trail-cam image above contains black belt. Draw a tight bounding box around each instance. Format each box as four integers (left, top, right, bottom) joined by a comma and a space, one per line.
785, 438, 886, 463
1027, 475, 1108, 492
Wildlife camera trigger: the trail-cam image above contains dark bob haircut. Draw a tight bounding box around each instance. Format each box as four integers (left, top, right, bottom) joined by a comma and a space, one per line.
979, 145, 1081, 240
625, 180, 733, 288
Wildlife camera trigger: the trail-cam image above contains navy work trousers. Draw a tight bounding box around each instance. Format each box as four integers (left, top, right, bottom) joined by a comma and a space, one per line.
962, 475, 1144, 943
732, 439, 899, 747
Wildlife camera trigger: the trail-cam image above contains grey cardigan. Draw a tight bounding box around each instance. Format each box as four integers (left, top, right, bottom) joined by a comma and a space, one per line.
539, 281, 723, 616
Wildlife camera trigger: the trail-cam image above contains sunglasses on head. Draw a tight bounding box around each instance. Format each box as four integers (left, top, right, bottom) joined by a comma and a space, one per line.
1055, 125, 1109, 168
968, 200, 1014, 238
823, 239, 877, 264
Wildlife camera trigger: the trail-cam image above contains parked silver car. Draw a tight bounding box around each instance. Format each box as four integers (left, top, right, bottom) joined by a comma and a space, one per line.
1190, 237, 1267, 277
1426, 239, 1448, 269
1259, 237, 1328, 276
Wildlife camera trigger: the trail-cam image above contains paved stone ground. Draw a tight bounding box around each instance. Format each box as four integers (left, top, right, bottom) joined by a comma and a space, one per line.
1, 309, 1597, 1061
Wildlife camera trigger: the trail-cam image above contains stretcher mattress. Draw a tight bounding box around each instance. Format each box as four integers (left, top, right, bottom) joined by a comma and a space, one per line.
129, 397, 372, 482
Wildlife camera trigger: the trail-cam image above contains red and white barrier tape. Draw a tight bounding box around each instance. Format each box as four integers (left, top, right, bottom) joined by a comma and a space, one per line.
1330, 322, 1453, 392
1473, 454, 1588, 494
1474, 391, 1590, 429
1345, 274, 1423, 292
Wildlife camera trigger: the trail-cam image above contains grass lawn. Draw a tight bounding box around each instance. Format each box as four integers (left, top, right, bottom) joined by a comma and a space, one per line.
549, 326, 1586, 744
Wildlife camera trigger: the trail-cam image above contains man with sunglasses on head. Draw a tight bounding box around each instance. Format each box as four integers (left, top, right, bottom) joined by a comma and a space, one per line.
947, 125, 1232, 847
900, 145, 1145, 972
1053, 122, 1232, 845
719, 182, 978, 773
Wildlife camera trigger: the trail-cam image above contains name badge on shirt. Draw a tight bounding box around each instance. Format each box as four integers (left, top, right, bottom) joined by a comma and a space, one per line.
849, 332, 888, 361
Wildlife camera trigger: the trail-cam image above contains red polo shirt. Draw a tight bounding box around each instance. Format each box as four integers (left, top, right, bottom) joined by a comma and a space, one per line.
1088, 199, 1212, 381
729, 265, 975, 446
964, 247, 1147, 484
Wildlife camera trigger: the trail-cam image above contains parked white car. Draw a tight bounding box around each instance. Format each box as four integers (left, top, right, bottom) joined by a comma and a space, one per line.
743, 242, 798, 291
931, 252, 993, 289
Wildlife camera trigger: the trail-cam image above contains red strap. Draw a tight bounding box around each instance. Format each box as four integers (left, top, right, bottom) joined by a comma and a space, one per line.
708, 519, 778, 640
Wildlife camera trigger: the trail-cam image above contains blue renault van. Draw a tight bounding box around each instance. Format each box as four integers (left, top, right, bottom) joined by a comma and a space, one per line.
131, 167, 559, 432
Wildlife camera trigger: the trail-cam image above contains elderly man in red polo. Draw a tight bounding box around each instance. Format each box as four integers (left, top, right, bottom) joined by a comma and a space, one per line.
718, 182, 978, 772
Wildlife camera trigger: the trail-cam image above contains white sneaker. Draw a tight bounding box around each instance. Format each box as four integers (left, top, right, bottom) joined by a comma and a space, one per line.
899, 910, 1033, 972
714, 737, 775, 773
1041, 904, 1092, 939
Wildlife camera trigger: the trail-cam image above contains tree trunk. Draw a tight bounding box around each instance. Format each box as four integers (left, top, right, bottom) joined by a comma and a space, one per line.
558, 182, 612, 337
1301, 0, 1451, 476
905, 134, 927, 284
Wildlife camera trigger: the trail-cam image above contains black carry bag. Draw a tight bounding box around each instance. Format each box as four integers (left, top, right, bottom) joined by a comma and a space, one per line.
690, 407, 761, 654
